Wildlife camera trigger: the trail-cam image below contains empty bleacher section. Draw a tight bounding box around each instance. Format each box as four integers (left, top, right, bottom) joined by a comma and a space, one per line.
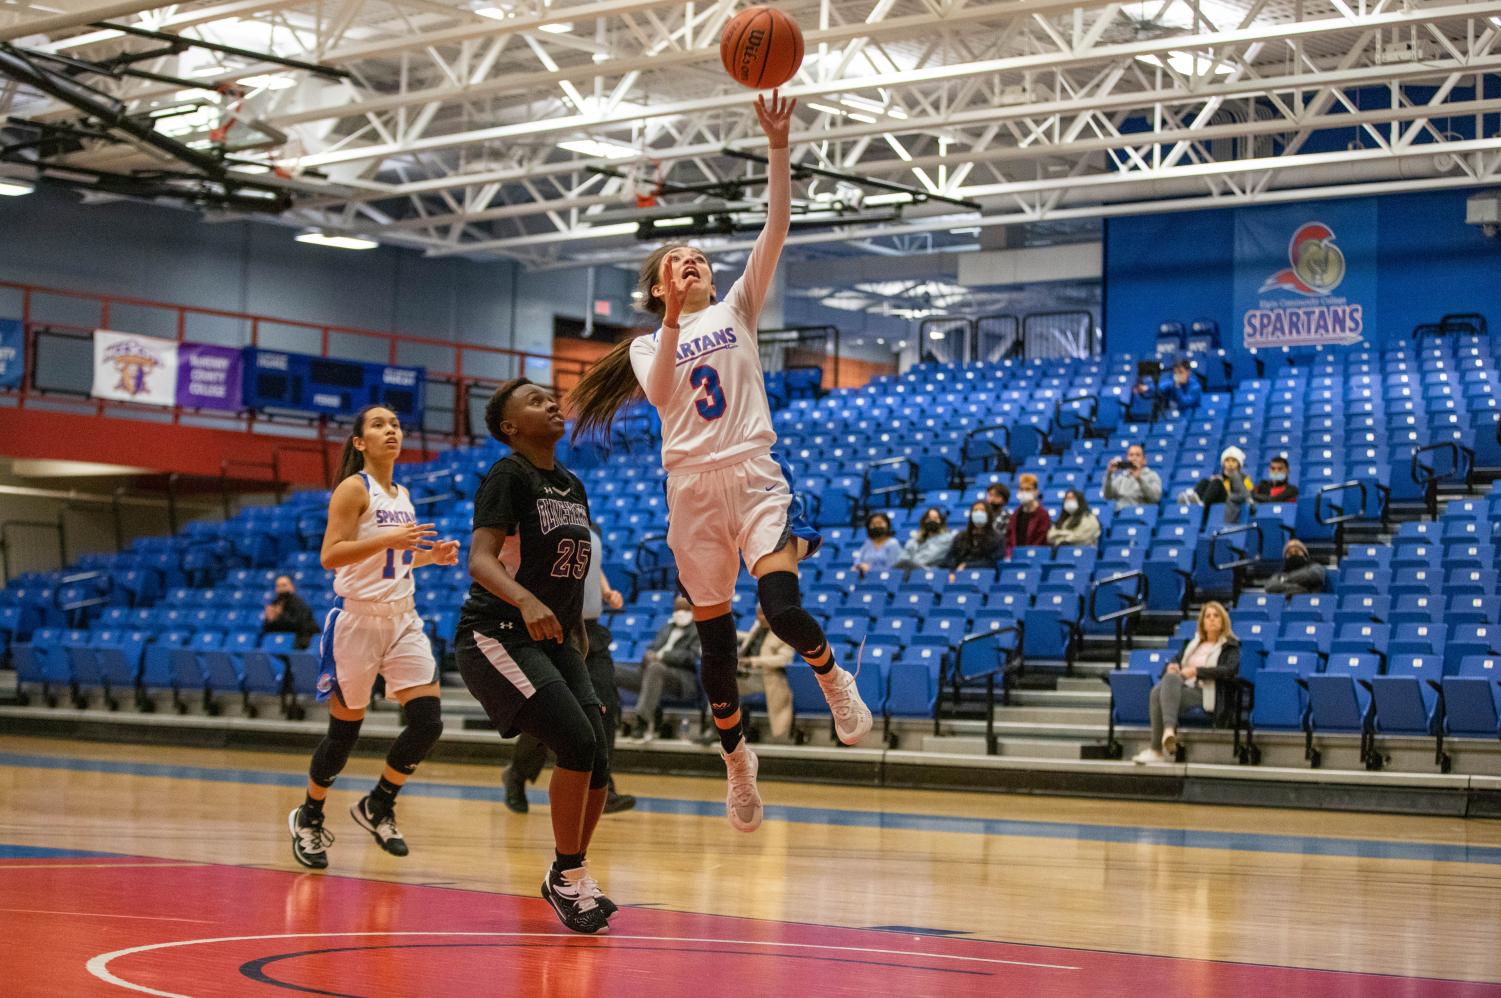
5, 321, 1501, 808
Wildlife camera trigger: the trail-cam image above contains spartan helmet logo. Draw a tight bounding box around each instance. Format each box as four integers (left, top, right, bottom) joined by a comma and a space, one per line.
1260, 222, 1346, 296
103, 339, 162, 396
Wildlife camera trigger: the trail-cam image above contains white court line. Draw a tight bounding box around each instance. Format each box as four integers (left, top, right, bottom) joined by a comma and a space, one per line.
88, 930, 1080, 996
0, 907, 215, 924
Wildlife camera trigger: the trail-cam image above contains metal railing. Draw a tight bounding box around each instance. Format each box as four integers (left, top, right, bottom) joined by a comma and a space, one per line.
1314, 479, 1388, 559
1089, 570, 1148, 665
1209, 522, 1265, 604
940, 622, 1023, 756
1411, 441, 1474, 518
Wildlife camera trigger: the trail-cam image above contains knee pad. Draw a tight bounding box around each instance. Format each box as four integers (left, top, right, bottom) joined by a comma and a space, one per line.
386, 696, 443, 776
587, 706, 610, 790
757, 571, 827, 657
553, 715, 598, 774
694, 613, 740, 719
309, 716, 364, 788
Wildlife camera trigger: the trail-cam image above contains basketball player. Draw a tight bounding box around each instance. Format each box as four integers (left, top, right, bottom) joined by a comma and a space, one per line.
288, 405, 459, 870
567, 90, 872, 834
455, 379, 614, 935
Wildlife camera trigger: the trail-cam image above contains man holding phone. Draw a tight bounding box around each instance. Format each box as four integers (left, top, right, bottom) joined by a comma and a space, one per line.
1102, 443, 1163, 510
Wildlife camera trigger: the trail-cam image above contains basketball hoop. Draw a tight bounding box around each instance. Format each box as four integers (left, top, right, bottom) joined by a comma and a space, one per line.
624, 160, 663, 209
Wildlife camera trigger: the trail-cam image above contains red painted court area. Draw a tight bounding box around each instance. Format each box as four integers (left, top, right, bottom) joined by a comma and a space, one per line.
2, 857, 1497, 998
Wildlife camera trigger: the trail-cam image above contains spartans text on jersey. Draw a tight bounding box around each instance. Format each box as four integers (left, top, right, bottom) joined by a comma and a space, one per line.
374, 508, 416, 526
537, 497, 589, 535
674, 327, 737, 365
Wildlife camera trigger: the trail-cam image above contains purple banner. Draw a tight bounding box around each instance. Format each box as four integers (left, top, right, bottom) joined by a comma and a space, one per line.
176, 342, 244, 411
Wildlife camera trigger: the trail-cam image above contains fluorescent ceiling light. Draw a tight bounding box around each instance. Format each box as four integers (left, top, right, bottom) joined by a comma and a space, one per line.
558, 137, 637, 159
652, 217, 698, 228
238, 73, 297, 91
296, 230, 379, 250
841, 95, 907, 119
862, 192, 915, 207
1136, 51, 1234, 76
538, 22, 573, 33
0, 178, 35, 196
928, 327, 945, 340
474, 6, 508, 18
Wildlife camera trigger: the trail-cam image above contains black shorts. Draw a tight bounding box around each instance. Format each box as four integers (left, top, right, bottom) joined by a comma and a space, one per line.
455, 622, 600, 739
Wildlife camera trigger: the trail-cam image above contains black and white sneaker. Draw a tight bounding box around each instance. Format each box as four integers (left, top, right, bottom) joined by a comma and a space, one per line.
580, 860, 618, 919
350, 796, 409, 857
288, 806, 333, 870
541, 865, 609, 934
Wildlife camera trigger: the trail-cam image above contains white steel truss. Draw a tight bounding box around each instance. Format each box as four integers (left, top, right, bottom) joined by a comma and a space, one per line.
2, 0, 1499, 266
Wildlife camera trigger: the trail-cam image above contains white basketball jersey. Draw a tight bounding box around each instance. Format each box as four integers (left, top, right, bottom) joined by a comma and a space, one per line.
629, 278, 777, 473
333, 472, 419, 602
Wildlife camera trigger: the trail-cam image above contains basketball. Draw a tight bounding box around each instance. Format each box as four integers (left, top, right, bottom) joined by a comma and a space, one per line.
720, 5, 804, 90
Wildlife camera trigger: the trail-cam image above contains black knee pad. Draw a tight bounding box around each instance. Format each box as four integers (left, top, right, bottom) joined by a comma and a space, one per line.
586, 706, 610, 790
309, 715, 363, 788
694, 612, 740, 719
386, 696, 443, 776
758, 571, 828, 657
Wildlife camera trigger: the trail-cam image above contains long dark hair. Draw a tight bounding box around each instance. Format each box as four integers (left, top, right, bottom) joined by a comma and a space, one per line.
335, 404, 395, 482
567, 338, 644, 444
1058, 488, 1091, 529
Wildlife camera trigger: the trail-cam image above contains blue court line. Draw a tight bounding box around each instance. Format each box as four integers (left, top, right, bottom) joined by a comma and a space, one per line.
5, 750, 1501, 867
0, 844, 123, 859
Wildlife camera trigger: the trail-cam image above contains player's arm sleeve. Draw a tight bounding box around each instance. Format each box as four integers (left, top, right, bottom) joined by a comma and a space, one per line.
726, 145, 790, 335
472, 466, 522, 534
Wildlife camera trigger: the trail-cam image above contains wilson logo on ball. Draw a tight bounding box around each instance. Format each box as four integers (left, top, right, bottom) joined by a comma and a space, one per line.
720, 6, 804, 90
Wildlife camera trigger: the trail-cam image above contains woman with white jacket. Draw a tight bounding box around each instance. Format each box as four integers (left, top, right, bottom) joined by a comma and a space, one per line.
1134, 601, 1241, 764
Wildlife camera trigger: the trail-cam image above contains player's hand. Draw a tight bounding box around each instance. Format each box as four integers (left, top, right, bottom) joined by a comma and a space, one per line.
661, 257, 690, 327
389, 522, 438, 551
605, 589, 624, 611
755, 89, 796, 150
520, 595, 564, 643
430, 539, 460, 566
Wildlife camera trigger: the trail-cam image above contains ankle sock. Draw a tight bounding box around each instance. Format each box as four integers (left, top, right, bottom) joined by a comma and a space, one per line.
370, 776, 401, 812
301, 795, 325, 820
554, 851, 585, 873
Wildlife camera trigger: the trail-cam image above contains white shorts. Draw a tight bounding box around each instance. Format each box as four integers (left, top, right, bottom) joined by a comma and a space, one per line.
665, 452, 797, 607
317, 597, 437, 710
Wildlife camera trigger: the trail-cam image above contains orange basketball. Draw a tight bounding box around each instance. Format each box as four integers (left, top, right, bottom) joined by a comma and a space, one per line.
720, 5, 804, 90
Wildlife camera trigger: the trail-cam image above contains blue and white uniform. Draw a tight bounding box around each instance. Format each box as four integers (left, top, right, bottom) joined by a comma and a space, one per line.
628, 147, 819, 607
317, 472, 437, 709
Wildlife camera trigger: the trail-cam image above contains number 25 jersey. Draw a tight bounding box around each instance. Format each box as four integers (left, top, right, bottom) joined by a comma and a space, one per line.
462, 453, 592, 633
629, 278, 777, 475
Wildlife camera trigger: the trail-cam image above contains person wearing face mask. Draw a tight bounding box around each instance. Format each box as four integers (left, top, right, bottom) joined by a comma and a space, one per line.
1046, 489, 1100, 548
942, 501, 1003, 572
1265, 538, 1326, 596
616, 597, 702, 740
894, 506, 955, 569
852, 511, 902, 575
983, 482, 1012, 537
1103, 443, 1163, 510
1183, 446, 1254, 524
1004, 473, 1052, 557
1252, 455, 1300, 504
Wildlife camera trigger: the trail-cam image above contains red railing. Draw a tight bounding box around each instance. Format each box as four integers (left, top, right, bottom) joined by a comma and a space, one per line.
0, 279, 594, 453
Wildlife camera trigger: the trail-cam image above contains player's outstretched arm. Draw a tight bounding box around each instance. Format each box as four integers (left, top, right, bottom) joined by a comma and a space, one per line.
733, 89, 795, 326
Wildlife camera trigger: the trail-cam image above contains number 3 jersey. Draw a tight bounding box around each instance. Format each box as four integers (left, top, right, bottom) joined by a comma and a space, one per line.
629, 278, 777, 475
334, 472, 419, 603
461, 453, 592, 635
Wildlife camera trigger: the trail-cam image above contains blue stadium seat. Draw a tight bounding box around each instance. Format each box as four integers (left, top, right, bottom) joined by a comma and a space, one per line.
1442, 656, 1501, 739
1370, 654, 1442, 739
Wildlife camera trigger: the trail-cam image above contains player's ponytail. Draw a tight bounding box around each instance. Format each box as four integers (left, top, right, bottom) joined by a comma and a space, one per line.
567, 338, 643, 444
334, 404, 383, 482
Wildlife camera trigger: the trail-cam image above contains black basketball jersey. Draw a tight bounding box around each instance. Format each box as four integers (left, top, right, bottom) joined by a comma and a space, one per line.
461, 453, 592, 634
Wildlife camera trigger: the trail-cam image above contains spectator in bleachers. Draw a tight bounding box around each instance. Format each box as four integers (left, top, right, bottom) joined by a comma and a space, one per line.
894, 507, 954, 569
1182, 446, 1253, 524
617, 597, 701, 740
1004, 473, 1052, 556
943, 501, 1003, 573
1047, 489, 1101, 548
983, 482, 1012, 537
262, 575, 317, 649
1102, 443, 1163, 510
1252, 455, 1300, 504
1134, 601, 1241, 765
852, 511, 902, 575
1151, 359, 1203, 414
734, 606, 795, 740
1265, 539, 1326, 596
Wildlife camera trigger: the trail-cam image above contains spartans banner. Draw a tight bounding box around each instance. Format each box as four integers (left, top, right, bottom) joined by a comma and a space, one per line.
1234, 200, 1378, 351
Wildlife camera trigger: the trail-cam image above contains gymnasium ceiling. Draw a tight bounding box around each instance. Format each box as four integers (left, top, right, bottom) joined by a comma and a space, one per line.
1, 0, 1499, 269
